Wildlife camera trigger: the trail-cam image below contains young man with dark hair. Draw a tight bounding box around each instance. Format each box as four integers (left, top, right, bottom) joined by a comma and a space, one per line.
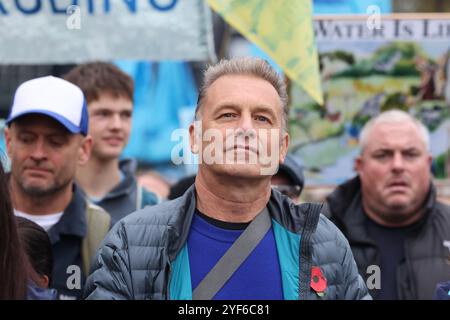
64, 63, 158, 225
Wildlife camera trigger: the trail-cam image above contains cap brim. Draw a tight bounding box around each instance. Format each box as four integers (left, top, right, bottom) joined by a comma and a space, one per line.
6, 110, 82, 135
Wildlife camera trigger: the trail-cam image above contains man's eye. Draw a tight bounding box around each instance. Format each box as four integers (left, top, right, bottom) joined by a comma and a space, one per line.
121, 112, 132, 119
255, 115, 269, 122
373, 153, 389, 159
96, 110, 109, 117
19, 135, 34, 144
50, 141, 63, 147
221, 113, 236, 118
404, 152, 420, 159
49, 138, 64, 147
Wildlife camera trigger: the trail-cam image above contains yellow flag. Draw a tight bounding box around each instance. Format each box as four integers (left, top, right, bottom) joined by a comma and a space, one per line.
207, 0, 323, 105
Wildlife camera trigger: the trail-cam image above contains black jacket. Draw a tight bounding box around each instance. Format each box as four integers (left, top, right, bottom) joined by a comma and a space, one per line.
325, 176, 450, 299
47, 184, 89, 300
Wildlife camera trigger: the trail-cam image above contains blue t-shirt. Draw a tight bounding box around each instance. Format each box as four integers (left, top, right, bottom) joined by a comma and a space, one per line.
187, 210, 284, 300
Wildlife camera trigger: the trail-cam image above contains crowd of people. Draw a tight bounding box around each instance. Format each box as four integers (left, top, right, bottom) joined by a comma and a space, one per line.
0, 57, 449, 300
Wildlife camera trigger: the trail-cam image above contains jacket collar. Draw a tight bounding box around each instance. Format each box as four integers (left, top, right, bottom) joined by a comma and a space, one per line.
326, 175, 437, 242
100, 158, 137, 199
47, 183, 87, 244
167, 184, 322, 260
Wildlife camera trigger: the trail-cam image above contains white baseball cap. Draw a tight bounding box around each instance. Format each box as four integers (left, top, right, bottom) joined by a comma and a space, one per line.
6, 76, 88, 135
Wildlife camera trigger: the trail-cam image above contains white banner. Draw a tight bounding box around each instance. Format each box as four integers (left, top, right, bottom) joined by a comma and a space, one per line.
0, 0, 215, 63
315, 14, 450, 42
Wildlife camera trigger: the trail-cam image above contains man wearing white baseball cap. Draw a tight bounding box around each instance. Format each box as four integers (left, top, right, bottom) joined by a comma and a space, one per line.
4, 76, 110, 300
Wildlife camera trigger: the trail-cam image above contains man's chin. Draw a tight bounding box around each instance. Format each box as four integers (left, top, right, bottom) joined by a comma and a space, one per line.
213, 163, 275, 178
22, 184, 54, 197
94, 149, 122, 161
385, 198, 412, 211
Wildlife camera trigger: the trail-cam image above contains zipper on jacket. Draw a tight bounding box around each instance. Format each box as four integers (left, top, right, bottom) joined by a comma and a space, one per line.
165, 261, 172, 300
298, 203, 322, 300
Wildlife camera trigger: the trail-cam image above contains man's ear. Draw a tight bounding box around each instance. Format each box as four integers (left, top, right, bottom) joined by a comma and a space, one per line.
427, 153, 432, 168
78, 135, 93, 166
189, 122, 200, 154
39, 275, 50, 289
278, 131, 289, 164
4, 127, 12, 158
354, 155, 363, 174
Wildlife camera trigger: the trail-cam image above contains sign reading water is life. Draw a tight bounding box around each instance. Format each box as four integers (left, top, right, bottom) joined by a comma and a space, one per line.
0, 0, 215, 63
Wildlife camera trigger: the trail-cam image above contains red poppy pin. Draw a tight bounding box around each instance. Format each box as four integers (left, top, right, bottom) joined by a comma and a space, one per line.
310, 266, 327, 297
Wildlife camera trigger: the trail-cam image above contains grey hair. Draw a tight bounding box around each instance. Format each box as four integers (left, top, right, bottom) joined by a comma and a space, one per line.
195, 57, 289, 131
359, 109, 430, 152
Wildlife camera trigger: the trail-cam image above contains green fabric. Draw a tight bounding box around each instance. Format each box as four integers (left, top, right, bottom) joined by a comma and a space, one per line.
168, 244, 192, 300
272, 219, 301, 300
140, 187, 159, 207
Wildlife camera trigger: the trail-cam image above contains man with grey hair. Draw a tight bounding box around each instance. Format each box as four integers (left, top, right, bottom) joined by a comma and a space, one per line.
84, 57, 369, 300
324, 109, 450, 300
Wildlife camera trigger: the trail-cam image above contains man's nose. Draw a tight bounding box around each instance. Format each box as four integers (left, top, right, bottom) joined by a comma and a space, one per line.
236, 119, 257, 141
238, 113, 255, 132
30, 140, 47, 162
392, 152, 405, 171
109, 113, 122, 130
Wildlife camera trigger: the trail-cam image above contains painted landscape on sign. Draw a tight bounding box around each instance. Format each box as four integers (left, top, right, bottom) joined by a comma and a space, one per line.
289, 19, 450, 185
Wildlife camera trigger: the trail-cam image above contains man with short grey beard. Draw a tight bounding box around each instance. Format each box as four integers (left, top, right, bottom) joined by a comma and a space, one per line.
5, 76, 110, 300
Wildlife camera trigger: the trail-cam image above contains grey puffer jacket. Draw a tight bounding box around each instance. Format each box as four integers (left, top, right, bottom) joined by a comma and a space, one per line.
85, 186, 370, 300
83, 159, 159, 226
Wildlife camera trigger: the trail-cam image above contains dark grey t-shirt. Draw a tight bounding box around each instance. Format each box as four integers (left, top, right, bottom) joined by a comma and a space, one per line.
365, 216, 413, 300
